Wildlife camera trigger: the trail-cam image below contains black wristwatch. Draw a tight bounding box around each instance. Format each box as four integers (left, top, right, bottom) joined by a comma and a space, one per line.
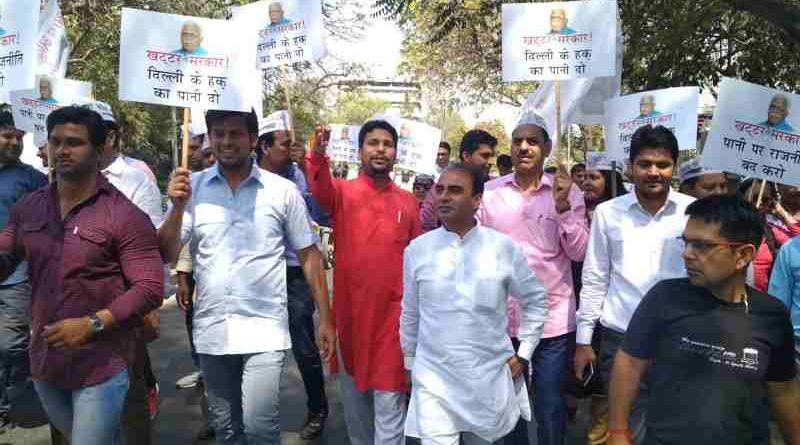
88, 314, 105, 336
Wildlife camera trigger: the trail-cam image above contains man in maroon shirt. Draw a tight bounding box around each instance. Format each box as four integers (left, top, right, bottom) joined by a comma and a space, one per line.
0, 106, 163, 445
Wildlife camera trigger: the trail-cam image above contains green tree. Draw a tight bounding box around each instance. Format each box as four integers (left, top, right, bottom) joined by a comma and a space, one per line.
375, 0, 800, 108
474, 120, 510, 155
326, 90, 388, 125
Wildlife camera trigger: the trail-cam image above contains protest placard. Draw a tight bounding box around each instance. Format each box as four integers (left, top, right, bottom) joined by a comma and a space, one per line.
395, 120, 442, 175
328, 124, 360, 164
604, 87, 699, 161
0, 0, 39, 95
231, 0, 326, 69
702, 78, 800, 186
37, 0, 70, 78
10, 75, 93, 146
119, 8, 260, 111
502, 0, 616, 81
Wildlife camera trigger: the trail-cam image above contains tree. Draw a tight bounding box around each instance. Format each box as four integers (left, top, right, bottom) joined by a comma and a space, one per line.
325, 90, 388, 125
474, 120, 510, 155
375, 0, 800, 112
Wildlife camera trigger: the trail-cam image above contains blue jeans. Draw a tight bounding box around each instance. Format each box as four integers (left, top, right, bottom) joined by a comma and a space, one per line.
287, 266, 328, 416
34, 368, 129, 445
199, 350, 287, 444
0, 281, 31, 418
531, 332, 575, 445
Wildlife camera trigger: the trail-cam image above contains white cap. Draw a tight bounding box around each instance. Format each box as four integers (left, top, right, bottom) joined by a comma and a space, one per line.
85, 100, 116, 124
678, 157, 723, 183
515, 109, 550, 136
586, 152, 623, 174
258, 110, 290, 137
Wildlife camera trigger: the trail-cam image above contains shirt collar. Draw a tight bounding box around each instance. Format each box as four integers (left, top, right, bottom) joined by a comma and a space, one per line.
503, 172, 553, 192
205, 160, 266, 187
102, 156, 126, 177
626, 187, 678, 215
441, 219, 481, 242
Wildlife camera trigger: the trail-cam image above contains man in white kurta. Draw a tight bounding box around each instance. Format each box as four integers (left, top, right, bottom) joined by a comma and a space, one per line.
400, 164, 549, 445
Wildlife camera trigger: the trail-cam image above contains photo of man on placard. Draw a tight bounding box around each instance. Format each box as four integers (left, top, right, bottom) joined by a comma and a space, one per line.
638, 94, 662, 118
761, 94, 795, 132
38, 78, 57, 104
549, 8, 577, 35
268, 1, 292, 27
175, 21, 208, 56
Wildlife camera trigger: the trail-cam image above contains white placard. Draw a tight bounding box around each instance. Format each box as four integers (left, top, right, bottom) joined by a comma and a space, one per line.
10, 75, 93, 146
231, 0, 326, 69
702, 78, 800, 186
604, 87, 699, 161
502, 0, 616, 81
119, 8, 261, 111
0, 0, 39, 95
396, 120, 442, 175
37, 0, 70, 78
328, 124, 359, 164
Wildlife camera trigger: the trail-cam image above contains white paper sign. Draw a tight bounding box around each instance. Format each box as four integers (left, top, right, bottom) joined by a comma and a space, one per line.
119, 8, 261, 111
702, 78, 800, 186
0, 0, 39, 94
37, 0, 70, 78
328, 124, 360, 164
502, 0, 616, 81
10, 75, 93, 147
604, 87, 699, 161
231, 0, 326, 69
396, 120, 442, 175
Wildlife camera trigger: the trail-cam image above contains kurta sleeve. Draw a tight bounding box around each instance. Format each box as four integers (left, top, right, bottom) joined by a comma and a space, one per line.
400, 244, 420, 370
557, 184, 590, 262
576, 206, 611, 345
304, 151, 340, 216
509, 243, 548, 361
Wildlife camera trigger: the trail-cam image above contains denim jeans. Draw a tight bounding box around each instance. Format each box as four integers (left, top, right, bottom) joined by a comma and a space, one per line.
199, 350, 287, 444
531, 332, 576, 445
286, 266, 328, 416
0, 281, 31, 418
34, 368, 129, 445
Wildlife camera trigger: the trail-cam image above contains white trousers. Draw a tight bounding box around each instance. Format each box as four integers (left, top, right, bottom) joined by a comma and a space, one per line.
337, 370, 406, 445
421, 432, 501, 445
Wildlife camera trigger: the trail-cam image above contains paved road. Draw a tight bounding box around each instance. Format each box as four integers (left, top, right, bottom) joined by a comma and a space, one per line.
3, 297, 591, 444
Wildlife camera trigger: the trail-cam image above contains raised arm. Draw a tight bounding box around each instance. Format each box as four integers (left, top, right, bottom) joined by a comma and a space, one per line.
304, 126, 340, 215
158, 168, 192, 264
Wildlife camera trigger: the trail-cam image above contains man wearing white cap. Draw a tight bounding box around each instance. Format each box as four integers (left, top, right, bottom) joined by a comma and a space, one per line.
90, 100, 163, 445
257, 111, 330, 440
677, 158, 728, 200
478, 110, 589, 445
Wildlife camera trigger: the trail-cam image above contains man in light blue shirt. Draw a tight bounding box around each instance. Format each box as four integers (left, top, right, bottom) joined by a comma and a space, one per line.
0, 111, 47, 433
768, 237, 800, 367
159, 109, 335, 444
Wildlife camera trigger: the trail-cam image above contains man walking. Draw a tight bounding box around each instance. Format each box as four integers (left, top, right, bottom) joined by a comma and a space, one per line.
479, 112, 589, 445
0, 111, 47, 434
257, 116, 330, 439
609, 195, 800, 444
575, 125, 695, 443
401, 164, 548, 444
159, 109, 335, 444
0, 106, 164, 444
306, 120, 421, 445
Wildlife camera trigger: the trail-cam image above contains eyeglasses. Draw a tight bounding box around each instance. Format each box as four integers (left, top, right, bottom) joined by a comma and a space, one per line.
678, 236, 753, 255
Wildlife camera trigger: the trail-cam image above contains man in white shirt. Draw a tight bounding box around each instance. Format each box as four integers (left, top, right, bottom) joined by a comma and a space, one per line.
159, 109, 335, 444
401, 164, 548, 445
89, 100, 164, 445
574, 125, 694, 444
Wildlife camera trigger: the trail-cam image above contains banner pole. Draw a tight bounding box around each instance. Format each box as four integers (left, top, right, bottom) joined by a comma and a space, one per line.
756, 179, 767, 209
282, 66, 296, 142
555, 80, 563, 162
181, 108, 190, 169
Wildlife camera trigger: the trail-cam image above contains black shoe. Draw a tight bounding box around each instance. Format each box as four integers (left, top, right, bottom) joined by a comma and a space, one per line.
194, 426, 215, 443
299, 411, 327, 440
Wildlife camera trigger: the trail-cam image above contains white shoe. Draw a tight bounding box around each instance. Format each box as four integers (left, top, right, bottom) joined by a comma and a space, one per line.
176, 371, 203, 389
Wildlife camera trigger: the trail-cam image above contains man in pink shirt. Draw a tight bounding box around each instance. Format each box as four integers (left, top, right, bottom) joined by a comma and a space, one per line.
478, 111, 589, 445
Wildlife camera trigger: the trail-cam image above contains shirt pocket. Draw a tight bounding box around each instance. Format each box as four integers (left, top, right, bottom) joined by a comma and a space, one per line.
474, 274, 507, 314
75, 226, 112, 266
193, 205, 228, 251
525, 211, 561, 257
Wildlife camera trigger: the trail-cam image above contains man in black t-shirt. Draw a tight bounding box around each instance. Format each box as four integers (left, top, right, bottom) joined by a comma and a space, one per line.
607, 194, 800, 445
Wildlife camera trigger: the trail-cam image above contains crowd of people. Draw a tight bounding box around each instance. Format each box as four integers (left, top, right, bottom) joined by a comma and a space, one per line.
1, 101, 800, 445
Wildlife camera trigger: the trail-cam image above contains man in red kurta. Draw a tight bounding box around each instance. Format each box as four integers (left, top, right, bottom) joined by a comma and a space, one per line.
306, 119, 420, 445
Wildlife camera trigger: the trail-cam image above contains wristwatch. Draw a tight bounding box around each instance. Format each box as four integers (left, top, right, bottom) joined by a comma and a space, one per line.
88, 314, 105, 336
